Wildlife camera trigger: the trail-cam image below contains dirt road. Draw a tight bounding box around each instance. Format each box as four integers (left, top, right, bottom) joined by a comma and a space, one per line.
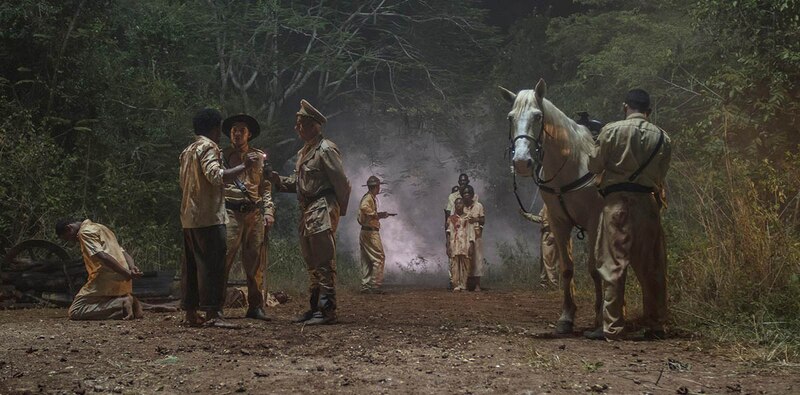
1, 288, 797, 394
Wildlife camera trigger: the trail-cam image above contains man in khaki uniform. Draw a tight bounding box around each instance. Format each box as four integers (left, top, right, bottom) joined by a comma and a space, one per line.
271, 100, 351, 325
585, 89, 672, 340
358, 176, 391, 294
520, 206, 560, 288
56, 219, 144, 320
461, 185, 485, 291
180, 108, 259, 328
221, 113, 276, 321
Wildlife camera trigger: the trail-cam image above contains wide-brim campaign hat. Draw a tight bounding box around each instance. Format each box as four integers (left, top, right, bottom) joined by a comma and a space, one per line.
222, 113, 261, 140
362, 175, 388, 187
296, 99, 327, 125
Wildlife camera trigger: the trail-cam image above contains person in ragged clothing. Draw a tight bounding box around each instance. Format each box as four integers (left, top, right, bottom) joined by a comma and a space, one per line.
444, 173, 479, 226
221, 113, 276, 321
520, 206, 560, 288
461, 185, 485, 292
179, 108, 260, 328
56, 219, 144, 320
585, 89, 672, 341
446, 198, 475, 292
358, 175, 391, 294
270, 100, 351, 325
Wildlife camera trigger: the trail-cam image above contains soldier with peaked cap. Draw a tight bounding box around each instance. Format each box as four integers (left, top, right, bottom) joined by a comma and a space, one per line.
270, 100, 351, 325
358, 175, 390, 294
585, 89, 672, 341
221, 113, 276, 321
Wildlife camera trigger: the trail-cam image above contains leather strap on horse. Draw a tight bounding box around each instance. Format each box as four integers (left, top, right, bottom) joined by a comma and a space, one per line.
538, 171, 595, 240
508, 102, 594, 240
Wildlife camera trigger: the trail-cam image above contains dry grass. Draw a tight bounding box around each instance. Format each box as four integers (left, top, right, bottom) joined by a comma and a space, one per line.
666, 146, 800, 363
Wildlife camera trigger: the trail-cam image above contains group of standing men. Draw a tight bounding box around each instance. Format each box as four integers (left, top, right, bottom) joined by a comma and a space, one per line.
178, 99, 350, 327
53, 88, 671, 342
444, 174, 486, 292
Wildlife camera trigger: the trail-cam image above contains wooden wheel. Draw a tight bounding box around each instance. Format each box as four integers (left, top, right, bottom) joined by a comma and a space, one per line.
3, 239, 71, 273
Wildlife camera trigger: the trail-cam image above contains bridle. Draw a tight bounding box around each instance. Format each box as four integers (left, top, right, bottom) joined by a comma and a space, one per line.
507, 102, 594, 240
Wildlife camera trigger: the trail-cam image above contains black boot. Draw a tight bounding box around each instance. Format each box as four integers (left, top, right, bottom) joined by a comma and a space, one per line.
305, 290, 337, 325
294, 287, 319, 323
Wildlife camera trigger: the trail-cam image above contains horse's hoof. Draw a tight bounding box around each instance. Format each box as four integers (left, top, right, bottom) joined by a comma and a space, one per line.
555, 320, 574, 335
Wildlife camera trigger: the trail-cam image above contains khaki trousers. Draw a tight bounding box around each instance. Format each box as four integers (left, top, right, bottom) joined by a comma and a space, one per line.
450, 255, 469, 290
68, 294, 129, 320
359, 229, 385, 290
596, 191, 667, 338
540, 229, 560, 287
299, 207, 340, 298
225, 209, 267, 310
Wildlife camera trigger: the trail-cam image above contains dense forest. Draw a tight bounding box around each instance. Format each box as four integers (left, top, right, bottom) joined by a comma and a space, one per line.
2, 0, 799, 356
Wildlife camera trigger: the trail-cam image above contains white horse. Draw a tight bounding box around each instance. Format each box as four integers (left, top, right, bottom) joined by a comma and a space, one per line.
500, 79, 604, 334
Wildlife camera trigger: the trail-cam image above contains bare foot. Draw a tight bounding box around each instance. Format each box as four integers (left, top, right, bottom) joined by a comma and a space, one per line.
132, 297, 144, 319
121, 295, 135, 320
204, 310, 240, 329
184, 310, 205, 327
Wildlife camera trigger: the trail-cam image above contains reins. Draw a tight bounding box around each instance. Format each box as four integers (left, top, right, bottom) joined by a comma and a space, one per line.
508, 102, 594, 240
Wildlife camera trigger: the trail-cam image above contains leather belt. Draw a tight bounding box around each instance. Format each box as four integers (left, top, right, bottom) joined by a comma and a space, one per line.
225, 201, 258, 213
361, 226, 379, 232
600, 183, 654, 197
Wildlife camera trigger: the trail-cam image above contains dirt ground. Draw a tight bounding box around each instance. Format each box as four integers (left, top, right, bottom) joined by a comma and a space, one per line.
1, 287, 798, 394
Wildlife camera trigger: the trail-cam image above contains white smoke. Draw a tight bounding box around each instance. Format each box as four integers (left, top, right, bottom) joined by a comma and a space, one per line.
324, 115, 543, 282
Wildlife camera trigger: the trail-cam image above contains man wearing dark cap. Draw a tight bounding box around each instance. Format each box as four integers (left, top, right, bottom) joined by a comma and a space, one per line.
221, 114, 275, 321
585, 89, 672, 341
179, 108, 259, 328
270, 99, 351, 325
358, 176, 391, 294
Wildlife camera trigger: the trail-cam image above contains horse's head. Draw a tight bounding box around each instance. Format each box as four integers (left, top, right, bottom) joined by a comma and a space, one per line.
499, 79, 547, 177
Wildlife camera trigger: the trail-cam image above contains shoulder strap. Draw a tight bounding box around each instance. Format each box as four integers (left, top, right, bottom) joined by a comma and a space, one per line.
629, 121, 665, 182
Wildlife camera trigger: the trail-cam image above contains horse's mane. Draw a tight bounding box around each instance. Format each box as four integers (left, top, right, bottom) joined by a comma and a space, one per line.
513, 90, 595, 162
542, 98, 595, 161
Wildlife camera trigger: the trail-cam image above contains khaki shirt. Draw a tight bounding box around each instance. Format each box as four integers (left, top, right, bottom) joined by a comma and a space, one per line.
222, 146, 275, 218
180, 135, 226, 228
446, 213, 475, 257
445, 190, 479, 213
279, 135, 351, 234
358, 193, 380, 229
76, 220, 132, 297
588, 113, 672, 190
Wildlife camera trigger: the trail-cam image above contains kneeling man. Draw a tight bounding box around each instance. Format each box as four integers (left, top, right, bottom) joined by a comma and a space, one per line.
56, 218, 143, 320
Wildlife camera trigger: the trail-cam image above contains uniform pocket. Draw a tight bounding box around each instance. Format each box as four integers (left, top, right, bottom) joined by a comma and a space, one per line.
304, 197, 331, 234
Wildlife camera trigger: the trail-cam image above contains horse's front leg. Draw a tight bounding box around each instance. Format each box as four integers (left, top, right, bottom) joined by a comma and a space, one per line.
551, 221, 577, 334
